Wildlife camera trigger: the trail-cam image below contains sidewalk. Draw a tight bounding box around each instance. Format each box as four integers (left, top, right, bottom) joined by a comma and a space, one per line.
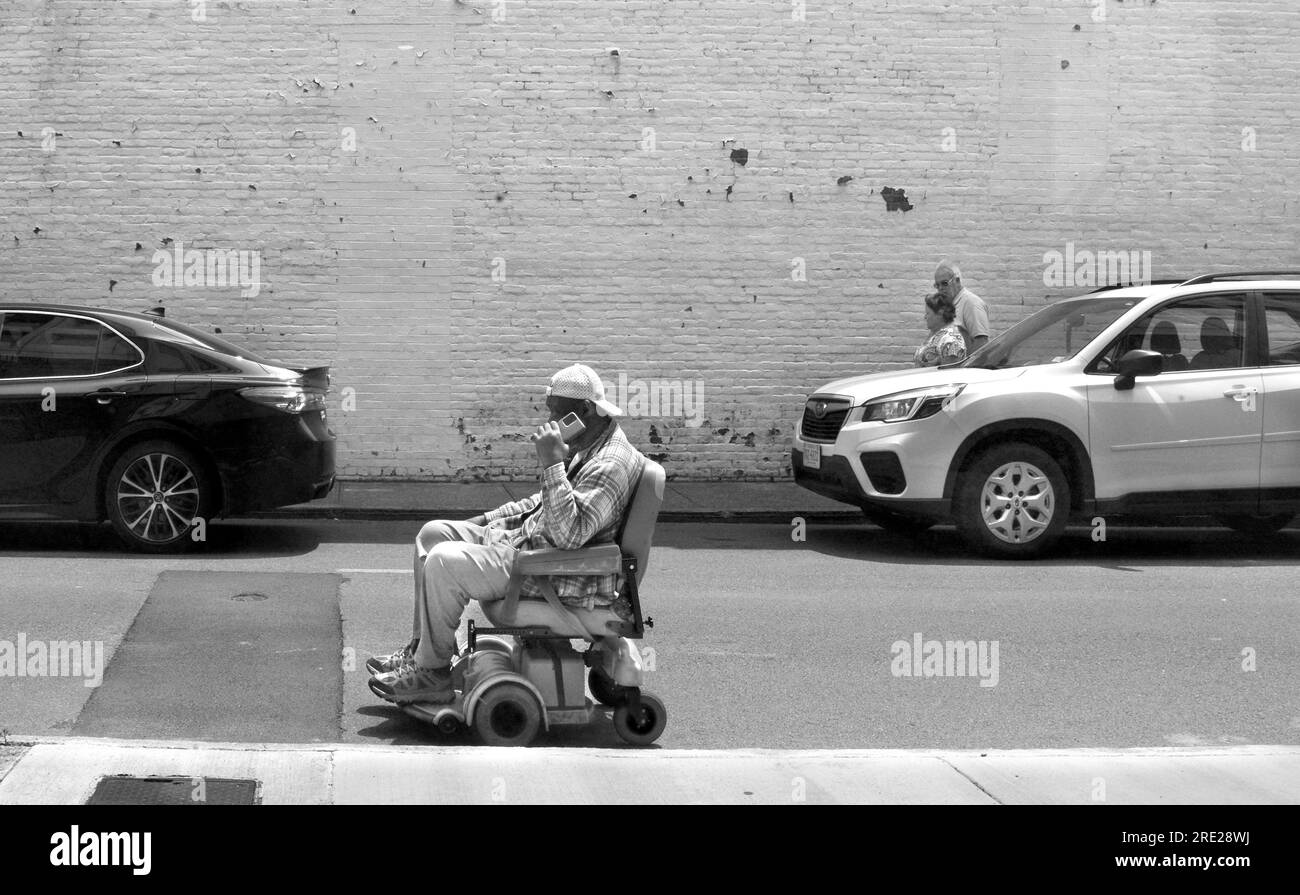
2, 738, 1297, 804
257, 479, 862, 523
253, 480, 1299, 529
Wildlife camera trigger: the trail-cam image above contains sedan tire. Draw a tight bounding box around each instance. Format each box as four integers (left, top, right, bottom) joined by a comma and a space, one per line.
105, 440, 213, 553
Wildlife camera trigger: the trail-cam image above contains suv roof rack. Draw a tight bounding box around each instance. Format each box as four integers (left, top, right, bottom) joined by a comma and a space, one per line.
1088, 280, 1183, 293
1177, 271, 1300, 286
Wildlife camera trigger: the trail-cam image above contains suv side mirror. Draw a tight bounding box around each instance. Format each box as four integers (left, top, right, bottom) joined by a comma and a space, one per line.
1114, 349, 1164, 391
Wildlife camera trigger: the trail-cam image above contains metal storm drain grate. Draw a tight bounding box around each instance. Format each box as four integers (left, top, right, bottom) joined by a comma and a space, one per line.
87, 776, 260, 805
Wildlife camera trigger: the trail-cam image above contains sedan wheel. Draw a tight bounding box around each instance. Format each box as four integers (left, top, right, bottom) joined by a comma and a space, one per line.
106, 441, 211, 552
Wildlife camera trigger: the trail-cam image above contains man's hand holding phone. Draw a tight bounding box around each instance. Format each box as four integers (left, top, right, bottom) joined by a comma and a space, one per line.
532, 420, 569, 467
531, 411, 586, 467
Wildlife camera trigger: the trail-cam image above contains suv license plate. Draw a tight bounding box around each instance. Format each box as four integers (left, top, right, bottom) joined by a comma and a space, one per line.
804, 442, 821, 469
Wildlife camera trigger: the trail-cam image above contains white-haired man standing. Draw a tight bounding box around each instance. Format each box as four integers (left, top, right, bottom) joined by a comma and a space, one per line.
369, 363, 644, 704
933, 260, 990, 354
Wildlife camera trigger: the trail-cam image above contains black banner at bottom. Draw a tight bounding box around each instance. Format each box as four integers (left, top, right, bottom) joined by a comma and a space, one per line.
8, 805, 1283, 883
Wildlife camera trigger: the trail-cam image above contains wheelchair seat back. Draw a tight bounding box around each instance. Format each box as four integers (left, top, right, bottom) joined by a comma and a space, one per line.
618, 459, 665, 587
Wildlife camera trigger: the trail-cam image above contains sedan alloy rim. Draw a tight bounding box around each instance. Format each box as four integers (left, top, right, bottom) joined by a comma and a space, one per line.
979, 461, 1054, 544
116, 452, 201, 543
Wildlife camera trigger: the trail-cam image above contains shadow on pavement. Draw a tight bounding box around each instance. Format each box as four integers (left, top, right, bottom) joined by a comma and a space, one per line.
0, 520, 322, 559
352, 703, 657, 749
299, 516, 1298, 568
796, 523, 1300, 568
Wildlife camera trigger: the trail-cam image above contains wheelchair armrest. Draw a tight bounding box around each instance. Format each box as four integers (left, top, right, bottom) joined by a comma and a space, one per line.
513, 543, 622, 576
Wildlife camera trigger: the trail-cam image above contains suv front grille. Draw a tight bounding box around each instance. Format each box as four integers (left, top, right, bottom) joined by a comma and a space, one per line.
800, 398, 851, 443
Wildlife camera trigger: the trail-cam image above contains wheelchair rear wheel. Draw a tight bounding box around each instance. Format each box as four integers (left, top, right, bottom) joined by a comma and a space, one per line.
473, 682, 542, 746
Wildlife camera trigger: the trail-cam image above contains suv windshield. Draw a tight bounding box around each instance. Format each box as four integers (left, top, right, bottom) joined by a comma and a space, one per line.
961, 295, 1142, 369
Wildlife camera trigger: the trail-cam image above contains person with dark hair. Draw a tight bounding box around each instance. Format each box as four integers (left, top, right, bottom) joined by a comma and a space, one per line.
913, 292, 967, 367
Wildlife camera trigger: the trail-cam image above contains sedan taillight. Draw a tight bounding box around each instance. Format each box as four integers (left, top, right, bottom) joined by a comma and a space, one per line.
238, 386, 326, 414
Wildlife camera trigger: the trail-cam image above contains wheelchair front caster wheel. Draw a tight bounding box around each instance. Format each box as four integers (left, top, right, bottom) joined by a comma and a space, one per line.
436, 715, 461, 736
588, 667, 626, 707
473, 683, 542, 746
613, 692, 666, 746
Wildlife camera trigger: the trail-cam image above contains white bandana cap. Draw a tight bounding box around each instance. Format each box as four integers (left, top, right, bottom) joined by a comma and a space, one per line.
546, 364, 622, 417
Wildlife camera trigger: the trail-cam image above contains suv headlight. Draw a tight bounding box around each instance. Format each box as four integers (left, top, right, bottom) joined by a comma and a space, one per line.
861, 384, 966, 423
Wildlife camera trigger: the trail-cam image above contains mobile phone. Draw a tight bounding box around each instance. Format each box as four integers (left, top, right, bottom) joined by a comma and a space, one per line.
557, 411, 586, 442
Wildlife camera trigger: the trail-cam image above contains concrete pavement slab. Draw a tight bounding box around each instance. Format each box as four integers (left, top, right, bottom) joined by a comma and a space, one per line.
0, 562, 158, 738
72, 572, 342, 743
0, 741, 332, 805
331, 747, 992, 805
946, 747, 1300, 805
3, 740, 1296, 805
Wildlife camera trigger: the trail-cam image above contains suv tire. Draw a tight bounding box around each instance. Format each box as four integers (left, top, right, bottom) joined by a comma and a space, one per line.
955, 442, 1070, 559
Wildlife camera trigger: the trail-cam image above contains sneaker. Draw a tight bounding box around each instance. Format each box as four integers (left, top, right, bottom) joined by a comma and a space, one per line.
367, 640, 417, 677
371, 664, 455, 705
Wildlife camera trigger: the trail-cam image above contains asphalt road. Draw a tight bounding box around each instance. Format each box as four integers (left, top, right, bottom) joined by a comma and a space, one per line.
1, 519, 1297, 750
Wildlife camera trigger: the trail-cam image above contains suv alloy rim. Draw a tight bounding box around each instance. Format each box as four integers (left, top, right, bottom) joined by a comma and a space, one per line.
116, 452, 201, 543
980, 461, 1055, 544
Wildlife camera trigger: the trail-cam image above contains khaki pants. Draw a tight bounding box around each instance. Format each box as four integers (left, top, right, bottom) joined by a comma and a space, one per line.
411, 520, 518, 668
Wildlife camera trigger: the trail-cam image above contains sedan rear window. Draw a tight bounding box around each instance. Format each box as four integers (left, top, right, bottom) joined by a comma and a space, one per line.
146, 319, 272, 365
97, 328, 143, 373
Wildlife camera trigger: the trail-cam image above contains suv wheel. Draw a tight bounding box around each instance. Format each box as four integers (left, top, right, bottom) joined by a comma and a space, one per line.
105, 440, 212, 553
955, 442, 1070, 559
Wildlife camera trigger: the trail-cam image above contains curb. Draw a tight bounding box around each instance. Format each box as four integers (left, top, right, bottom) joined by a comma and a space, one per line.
246, 508, 1300, 530
4, 738, 1298, 805
247, 508, 865, 523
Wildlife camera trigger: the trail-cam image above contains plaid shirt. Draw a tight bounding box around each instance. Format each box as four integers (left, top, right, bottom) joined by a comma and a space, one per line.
483, 422, 643, 609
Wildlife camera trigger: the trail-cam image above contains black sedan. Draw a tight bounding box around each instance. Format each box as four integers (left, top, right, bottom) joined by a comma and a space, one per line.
0, 304, 335, 551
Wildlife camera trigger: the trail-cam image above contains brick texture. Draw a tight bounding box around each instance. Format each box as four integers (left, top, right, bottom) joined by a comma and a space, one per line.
3, 0, 1298, 480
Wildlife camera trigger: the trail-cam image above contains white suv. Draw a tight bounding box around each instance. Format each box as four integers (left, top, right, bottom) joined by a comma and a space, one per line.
793, 272, 1300, 557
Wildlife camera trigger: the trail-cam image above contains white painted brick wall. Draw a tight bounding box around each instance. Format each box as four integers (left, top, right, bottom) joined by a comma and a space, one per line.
3, 0, 1298, 480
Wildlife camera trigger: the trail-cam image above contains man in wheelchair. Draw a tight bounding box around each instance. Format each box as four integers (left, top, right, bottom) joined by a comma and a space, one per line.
369, 364, 645, 705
